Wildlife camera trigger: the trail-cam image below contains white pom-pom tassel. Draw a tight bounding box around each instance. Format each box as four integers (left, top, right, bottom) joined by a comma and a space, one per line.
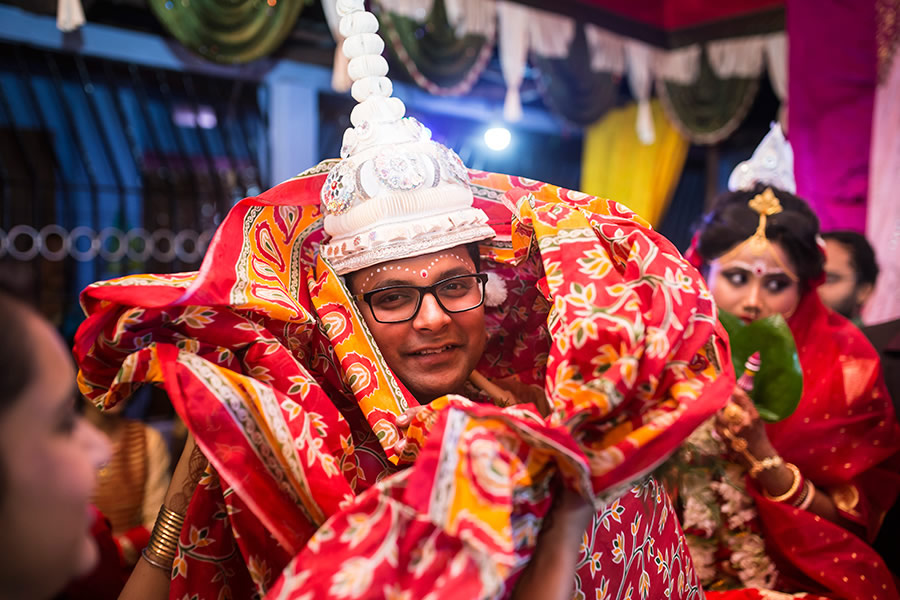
57, 0, 85, 32
484, 271, 508, 307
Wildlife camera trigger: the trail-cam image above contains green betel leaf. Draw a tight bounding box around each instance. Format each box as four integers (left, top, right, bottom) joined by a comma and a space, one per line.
718, 310, 803, 422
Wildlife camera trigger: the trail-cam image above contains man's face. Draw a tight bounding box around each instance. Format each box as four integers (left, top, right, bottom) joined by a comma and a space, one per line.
348, 247, 487, 403
819, 239, 867, 319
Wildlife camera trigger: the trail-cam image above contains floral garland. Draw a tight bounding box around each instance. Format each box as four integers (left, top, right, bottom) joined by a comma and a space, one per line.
666, 419, 778, 590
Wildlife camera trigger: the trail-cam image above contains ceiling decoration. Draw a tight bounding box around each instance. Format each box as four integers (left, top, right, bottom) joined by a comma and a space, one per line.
148, 0, 306, 64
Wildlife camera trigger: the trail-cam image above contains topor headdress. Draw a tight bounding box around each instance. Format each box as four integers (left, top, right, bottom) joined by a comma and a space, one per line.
728, 122, 796, 194
721, 123, 800, 280
319, 0, 495, 275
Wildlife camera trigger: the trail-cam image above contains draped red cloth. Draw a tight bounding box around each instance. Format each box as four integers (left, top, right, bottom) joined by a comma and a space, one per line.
713, 291, 900, 600
74, 167, 732, 598
754, 291, 900, 598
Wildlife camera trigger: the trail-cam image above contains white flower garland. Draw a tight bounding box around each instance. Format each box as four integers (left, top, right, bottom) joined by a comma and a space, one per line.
674, 418, 779, 590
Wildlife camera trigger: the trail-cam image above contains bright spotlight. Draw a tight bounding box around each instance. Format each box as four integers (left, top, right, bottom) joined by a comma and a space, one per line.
484, 127, 511, 151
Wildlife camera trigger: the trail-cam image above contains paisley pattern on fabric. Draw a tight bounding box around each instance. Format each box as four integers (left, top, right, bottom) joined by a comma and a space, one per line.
74, 165, 732, 598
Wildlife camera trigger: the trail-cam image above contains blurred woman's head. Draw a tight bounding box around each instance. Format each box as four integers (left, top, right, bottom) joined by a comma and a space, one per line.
694, 183, 825, 322
0, 294, 110, 600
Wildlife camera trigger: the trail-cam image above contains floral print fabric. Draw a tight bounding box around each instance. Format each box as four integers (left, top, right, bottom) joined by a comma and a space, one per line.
74, 165, 732, 598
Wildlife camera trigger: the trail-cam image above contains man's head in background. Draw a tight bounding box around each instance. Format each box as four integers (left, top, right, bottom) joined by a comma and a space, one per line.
819, 231, 879, 320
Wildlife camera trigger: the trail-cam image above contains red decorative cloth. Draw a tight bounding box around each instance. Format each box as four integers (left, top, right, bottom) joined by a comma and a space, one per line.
74, 167, 732, 598
749, 291, 900, 599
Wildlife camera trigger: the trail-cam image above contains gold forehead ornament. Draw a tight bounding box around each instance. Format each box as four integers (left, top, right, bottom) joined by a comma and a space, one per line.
721, 187, 799, 282
747, 188, 783, 254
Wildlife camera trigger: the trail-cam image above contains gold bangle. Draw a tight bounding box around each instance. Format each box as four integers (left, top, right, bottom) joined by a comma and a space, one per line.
762, 462, 802, 503
749, 455, 784, 478
142, 505, 186, 571
142, 546, 174, 571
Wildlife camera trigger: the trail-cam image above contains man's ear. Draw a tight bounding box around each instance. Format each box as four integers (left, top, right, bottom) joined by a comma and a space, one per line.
856, 282, 874, 307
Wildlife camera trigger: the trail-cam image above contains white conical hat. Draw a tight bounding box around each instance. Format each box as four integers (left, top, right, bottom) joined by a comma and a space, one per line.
319, 0, 494, 275
728, 123, 797, 194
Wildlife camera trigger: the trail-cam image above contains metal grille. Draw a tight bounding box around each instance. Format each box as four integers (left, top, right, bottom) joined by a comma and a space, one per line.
0, 43, 266, 333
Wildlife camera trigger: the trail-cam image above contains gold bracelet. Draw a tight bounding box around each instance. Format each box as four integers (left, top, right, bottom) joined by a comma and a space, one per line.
142, 505, 186, 571
762, 462, 802, 503
141, 547, 174, 571
749, 455, 784, 479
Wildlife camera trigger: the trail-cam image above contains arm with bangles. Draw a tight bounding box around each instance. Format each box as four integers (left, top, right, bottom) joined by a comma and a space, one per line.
118, 435, 205, 600
116, 427, 173, 567
718, 390, 865, 537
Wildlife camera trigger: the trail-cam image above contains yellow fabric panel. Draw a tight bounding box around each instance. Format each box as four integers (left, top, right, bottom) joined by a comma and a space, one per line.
580, 100, 689, 227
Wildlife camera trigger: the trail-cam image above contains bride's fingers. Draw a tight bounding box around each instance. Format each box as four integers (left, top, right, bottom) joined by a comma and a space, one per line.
731, 389, 760, 420
719, 402, 749, 433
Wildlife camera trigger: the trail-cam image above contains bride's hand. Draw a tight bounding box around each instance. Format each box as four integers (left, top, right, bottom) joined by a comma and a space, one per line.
714, 387, 776, 464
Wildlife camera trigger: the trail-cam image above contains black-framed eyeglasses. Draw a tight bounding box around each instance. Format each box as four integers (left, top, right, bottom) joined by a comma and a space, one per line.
354, 273, 488, 324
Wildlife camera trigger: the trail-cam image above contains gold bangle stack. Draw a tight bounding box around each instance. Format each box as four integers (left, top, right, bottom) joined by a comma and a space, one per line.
142, 505, 185, 572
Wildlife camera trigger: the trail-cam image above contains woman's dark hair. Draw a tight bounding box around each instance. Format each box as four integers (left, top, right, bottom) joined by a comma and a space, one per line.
0, 292, 34, 418
695, 183, 825, 288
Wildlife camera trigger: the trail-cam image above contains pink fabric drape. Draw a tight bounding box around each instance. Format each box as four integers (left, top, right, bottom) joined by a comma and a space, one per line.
863, 51, 900, 324
788, 0, 877, 232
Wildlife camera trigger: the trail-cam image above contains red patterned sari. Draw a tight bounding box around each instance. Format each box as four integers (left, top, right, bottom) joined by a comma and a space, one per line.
75, 166, 732, 599
696, 292, 900, 600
